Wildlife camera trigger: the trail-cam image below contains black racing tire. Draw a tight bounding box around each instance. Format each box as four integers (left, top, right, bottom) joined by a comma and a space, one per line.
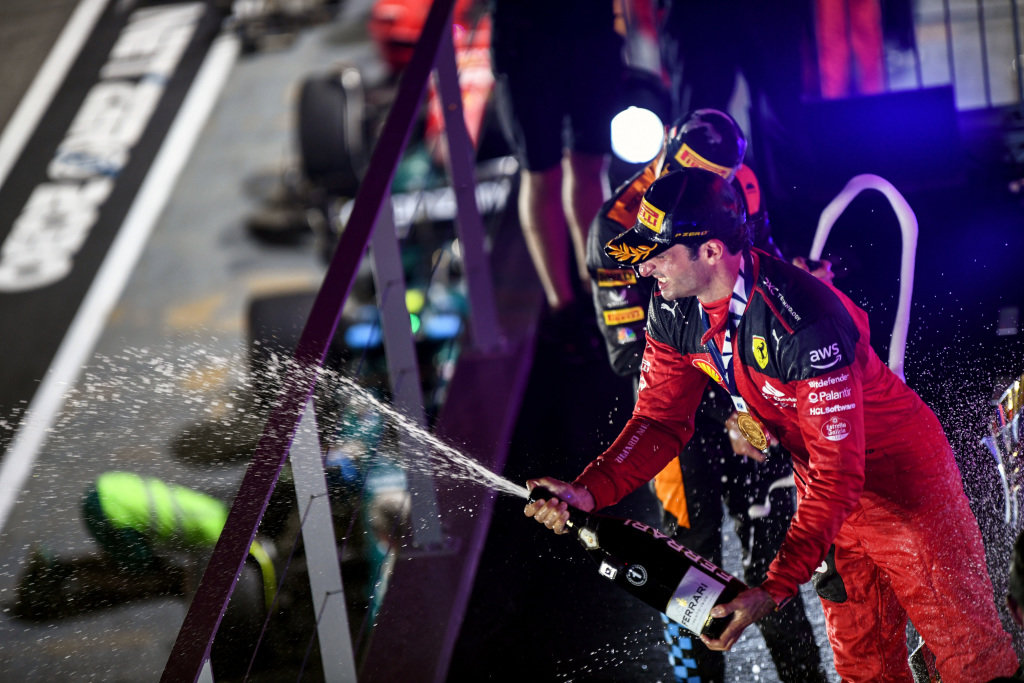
298, 68, 366, 197
247, 290, 352, 379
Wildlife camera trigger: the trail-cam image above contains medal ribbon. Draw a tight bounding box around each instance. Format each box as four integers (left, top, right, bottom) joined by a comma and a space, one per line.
698, 252, 769, 452
698, 251, 753, 401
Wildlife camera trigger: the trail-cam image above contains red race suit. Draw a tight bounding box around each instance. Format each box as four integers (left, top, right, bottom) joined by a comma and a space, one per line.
575, 249, 1017, 682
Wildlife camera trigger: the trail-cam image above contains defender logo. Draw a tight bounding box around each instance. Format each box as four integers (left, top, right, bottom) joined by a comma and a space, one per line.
808, 372, 849, 389
809, 343, 841, 370
752, 335, 769, 369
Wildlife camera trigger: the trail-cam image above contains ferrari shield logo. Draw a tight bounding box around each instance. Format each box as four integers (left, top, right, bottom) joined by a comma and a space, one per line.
752, 335, 769, 369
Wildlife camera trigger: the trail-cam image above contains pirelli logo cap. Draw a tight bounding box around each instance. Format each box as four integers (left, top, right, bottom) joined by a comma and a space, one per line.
605, 168, 746, 265
664, 108, 746, 180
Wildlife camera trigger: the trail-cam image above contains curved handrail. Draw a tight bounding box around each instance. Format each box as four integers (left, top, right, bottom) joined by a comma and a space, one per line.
808, 174, 919, 381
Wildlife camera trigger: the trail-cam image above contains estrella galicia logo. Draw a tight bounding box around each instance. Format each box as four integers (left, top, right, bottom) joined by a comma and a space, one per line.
626, 564, 648, 586
809, 343, 841, 370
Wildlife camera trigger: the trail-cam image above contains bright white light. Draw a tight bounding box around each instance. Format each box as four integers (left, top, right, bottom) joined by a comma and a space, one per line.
610, 106, 664, 164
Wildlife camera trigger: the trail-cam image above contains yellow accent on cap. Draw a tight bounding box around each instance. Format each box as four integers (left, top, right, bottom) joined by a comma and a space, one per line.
606, 242, 657, 264
673, 143, 733, 179
636, 199, 666, 234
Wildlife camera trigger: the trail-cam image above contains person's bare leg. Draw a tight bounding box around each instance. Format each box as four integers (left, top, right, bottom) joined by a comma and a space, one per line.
814, 0, 852, 98
563, 151, 610, 291
519, 164, 575, 310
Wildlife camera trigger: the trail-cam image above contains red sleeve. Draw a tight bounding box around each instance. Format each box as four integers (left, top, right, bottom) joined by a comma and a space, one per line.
760, 363, 866, 605
574, 336, 708, 509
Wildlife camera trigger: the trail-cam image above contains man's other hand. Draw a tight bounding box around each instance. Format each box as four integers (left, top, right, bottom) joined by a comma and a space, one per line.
524, 477, 595, 534
792, 256, 836, 285
700, 587, 777, 651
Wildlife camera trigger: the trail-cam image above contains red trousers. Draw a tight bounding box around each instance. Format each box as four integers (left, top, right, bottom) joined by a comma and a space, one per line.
815, 433, 1017, 681
814, 0, 885, 98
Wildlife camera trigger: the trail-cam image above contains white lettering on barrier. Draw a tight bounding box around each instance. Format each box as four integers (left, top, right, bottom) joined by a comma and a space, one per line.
0, 4, 203, 292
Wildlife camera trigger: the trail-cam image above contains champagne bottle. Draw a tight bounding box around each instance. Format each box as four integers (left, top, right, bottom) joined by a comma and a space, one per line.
528, 487, 747, 639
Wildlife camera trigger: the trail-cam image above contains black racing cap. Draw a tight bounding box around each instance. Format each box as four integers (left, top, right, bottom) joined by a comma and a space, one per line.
604, 168, 747, 265
664, 108, 747, 181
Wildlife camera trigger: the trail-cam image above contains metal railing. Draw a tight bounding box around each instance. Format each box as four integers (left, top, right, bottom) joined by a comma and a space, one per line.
891, 0, 1024, 110
159, 0, 509, 679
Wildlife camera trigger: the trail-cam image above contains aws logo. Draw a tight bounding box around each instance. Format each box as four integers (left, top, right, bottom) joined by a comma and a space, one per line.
809, 343, 842, 370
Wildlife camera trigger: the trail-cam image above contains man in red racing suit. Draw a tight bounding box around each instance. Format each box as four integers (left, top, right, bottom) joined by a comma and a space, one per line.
588, 109, 826, 681
526, 168, 1018, 682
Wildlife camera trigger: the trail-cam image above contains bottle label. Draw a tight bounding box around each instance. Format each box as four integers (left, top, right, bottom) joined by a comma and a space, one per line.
625, 520, 735, 583
665, 567, 726, 634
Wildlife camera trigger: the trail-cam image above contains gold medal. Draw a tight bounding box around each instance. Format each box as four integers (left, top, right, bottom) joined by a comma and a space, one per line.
736, 412, 769, 452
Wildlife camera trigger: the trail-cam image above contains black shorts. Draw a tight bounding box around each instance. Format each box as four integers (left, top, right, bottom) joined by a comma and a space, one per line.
490, 0, 624, 171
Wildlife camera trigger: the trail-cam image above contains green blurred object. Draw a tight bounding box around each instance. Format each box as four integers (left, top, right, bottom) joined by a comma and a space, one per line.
391, 142, 440, 193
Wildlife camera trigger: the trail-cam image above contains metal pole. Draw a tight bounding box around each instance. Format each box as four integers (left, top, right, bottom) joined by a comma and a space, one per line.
942, 0, 958, 99
369, 205, 443, 547
976, 0, 993, 107
433, 26, 504, 354
1010, 0, 1024, 103
289, 400, 358, 682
